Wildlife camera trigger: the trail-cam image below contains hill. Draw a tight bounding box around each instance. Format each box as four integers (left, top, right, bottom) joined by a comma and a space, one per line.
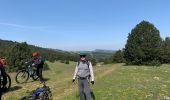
0, 39, 78, 62
92, 49, 116, 60
73, 49, 116, 60
0, 39, 115, 61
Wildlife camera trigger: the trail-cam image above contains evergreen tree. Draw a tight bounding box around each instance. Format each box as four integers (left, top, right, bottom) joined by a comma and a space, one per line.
112, 50, 125, 63
91, 57, 97, 66
124, 21, 162, 65
65, 55, 70, 64
161, 37, 170, 63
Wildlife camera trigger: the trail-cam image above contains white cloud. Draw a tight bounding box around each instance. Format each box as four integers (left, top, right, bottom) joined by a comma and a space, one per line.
0, 22, 50, 29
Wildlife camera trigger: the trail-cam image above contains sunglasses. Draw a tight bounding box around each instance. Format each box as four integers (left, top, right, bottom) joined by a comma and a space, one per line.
80, 55, 86, 58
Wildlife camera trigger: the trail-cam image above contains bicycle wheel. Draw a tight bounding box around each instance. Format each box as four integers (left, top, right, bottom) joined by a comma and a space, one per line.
0, 75, 2, 88
39, 92, 50, 100
5, 74, 11, 90
0, 74, 11, 91
19, 95, 36, 100
15, 69, 29, 84
32, 70, 39, 81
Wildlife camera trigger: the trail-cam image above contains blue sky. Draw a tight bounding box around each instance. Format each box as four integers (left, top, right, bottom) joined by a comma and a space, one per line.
0, 0, 170, 51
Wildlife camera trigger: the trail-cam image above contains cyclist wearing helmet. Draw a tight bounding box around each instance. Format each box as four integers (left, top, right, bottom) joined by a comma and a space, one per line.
72, 53, 94, 100
32, 52, 44, 83
0, 58, 7, 90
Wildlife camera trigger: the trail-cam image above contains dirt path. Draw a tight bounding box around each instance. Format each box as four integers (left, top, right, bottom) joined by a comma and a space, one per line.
96, 64, 121, 79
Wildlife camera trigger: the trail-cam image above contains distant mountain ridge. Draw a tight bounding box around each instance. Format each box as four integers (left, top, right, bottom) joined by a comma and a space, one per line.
75, 49, 117, 60
0, 39, 116, 60
93, 49, 116, 53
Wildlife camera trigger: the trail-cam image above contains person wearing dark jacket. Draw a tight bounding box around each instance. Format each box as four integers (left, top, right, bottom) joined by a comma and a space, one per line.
0, 58, 7, 100
32, 52, 44, 83
0, 58, 7, 89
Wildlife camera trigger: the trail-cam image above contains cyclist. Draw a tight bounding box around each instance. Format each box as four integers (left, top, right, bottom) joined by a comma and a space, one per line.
32, 52, 44, 83
0, 57, 7, 90
72, 53, 94, 100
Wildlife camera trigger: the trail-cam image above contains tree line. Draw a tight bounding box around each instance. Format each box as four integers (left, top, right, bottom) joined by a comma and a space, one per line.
0, 40, 76, 71
0, 40, 97, 72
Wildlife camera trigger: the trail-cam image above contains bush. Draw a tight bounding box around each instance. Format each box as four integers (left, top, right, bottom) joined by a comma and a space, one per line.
112, 50, 125, 63
65, 60, 69, 64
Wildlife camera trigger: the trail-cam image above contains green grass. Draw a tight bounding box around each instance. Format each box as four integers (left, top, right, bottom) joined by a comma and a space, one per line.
2, 62, 170, 100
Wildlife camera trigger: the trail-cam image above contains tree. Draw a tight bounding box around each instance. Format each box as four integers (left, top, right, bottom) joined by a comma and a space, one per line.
124, 21, 162, 65
65, 55, 70, 64
161, 37, 170, 63
112, 50, 125, 63
103, 58, 112, 64
7, 42, 31, 70
91, 57, 97, 66
87, 54, 97, 66
65, 59, 70, 64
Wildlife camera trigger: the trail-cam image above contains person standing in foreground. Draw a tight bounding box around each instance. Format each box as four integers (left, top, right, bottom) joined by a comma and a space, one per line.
32, 52, 44, 83
72, 53, 94, 100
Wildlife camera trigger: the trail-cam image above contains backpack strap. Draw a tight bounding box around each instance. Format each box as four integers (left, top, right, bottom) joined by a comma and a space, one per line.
77, 60, 90, 69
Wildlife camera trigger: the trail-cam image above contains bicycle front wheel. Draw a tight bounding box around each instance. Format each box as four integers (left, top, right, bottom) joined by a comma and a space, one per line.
15, 69, 29, 84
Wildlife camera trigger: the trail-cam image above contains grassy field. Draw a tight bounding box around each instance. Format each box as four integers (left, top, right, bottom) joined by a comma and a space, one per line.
2, 61, 170, 100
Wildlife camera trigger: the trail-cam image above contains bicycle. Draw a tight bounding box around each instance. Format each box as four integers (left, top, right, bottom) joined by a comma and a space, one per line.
19, 83, 52, 100
0, 68, 11, 91
15, 61, 39, 84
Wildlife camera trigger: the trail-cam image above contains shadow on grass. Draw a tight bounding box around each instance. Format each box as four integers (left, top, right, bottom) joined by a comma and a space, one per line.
1, 85, 22, 94
8, 86, 22, 92
43, 77, 50, 82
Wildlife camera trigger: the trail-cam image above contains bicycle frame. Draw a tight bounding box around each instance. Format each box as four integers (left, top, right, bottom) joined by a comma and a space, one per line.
27, 65, 34, 76
24, 62, 36, 76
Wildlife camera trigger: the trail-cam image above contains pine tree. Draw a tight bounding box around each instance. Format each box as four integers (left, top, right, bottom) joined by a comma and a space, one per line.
161, 37, 170, 63
124, 21, 162, 65
112, 50, 125, 63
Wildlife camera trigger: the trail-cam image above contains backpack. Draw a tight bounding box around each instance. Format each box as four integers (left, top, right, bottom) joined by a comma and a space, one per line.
39, 57, 44, 65
77, 60, 90, 69
34, 57, 44, 66
19, 85, 52, 100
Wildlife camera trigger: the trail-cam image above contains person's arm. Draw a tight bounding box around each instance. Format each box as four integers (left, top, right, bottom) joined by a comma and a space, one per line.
89, 62, 94, 82
73, 65, 78, 80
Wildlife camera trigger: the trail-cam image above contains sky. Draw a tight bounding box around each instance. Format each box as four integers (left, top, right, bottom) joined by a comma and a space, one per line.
0, 0, 170, 51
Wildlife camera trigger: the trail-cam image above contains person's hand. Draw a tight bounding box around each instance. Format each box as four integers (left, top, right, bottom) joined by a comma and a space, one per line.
91, 81, 94, 85
72, 79, 75, 83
